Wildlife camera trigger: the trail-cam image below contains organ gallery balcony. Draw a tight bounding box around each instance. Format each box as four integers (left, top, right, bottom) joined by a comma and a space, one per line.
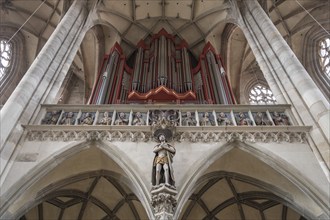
23, 104, 311, 143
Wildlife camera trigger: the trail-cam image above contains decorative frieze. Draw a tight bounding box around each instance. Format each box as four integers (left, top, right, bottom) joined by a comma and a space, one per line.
176, 131, 307, 143
25, 126, 308, 143
25, 104, 309, 143
39, 105, 293, 128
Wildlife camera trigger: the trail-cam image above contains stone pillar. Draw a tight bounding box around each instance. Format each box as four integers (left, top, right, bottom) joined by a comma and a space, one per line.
235, 0, 330, 170
0, 0, 89, 179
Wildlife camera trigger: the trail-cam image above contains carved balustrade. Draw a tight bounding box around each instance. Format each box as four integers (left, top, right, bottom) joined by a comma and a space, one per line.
24, 104, 310, 143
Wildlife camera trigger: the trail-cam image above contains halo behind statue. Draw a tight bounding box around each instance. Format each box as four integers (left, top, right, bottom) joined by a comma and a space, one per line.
153, 128, 173, 142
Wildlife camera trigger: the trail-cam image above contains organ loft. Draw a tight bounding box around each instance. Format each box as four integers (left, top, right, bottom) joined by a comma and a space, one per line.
0, 1, 329, 220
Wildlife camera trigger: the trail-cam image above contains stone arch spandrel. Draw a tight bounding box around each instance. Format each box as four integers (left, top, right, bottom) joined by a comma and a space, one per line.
172, 141, 233, 190
175, 141, 329, 220
0, 140, 153, 219
100, 141, 155, 192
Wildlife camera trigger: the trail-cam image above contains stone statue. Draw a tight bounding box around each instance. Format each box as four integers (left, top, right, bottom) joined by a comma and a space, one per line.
152, 134, 175, 188
254, 112, 272, 126
237, 112, 252, 126
60, 112, 75, 125
150, 110, 179, 127
272, 111, 290, 125
200, 112, 215, 126
41, 110, 61, 125
182, 111, 196, 126
132, 112, 145, 126
217, 112, 232, 126
80, 112, 94, 125
114, 112, 129, 125
98, 111, 112, 125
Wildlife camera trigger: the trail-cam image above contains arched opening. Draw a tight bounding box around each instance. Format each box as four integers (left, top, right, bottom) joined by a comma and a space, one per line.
0, 26, 26, 106
222, 23, 248, 102
175, 142, 327, 220
248, 83, 277, 104
3, 142, 151, 220
180, 172, 306, 220
19, 170, 148, 220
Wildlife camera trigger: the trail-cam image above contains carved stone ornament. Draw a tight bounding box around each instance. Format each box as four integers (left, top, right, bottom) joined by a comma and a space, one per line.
150, 110, 179, 129
25, 128, 308, 143
151, 185, 177, 220
151, 110, 177, 142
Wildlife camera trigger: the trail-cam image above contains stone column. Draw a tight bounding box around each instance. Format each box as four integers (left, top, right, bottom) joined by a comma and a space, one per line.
0, 0, 89, 179
235, 0, 330, 170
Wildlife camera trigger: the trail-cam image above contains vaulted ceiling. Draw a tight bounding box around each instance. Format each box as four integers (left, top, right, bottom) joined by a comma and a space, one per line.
96, 0, 230, 57
180, 174, 305, 220
1, 0, 328, 103
21, 171, 148, 220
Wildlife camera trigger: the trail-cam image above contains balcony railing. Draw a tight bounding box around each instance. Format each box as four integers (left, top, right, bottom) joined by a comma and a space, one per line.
23, 104, 310, 143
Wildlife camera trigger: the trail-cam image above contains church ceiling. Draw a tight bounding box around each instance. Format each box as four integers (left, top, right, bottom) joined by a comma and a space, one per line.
1, 0, 327, 103
0, 0, 326, 58
97, 0, 230, 56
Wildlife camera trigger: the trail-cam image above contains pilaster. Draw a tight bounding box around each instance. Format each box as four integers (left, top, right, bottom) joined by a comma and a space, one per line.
0, 0, 89, 180
235, 0, 330, 170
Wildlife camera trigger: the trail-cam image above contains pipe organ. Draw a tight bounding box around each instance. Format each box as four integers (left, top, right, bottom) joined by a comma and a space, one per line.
90, 29, 235, 104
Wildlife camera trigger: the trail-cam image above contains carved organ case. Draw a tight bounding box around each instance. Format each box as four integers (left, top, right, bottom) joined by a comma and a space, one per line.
90, 29, 235, 104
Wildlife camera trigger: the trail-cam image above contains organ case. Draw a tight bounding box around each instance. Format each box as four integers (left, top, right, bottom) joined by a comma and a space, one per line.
89, 29, 235, 104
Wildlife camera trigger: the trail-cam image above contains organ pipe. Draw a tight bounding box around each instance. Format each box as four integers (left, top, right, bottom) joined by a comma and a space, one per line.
89, 29, 235, 104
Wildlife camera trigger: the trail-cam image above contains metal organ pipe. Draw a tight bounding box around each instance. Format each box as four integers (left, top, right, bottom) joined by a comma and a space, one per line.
183, 48, 192, 91
220, 66, 233, 104
167, 38, 172, 89
96, 52, 117, 104
90, 30, 235, 104
171, 59, 176, 91
171, 41, 176, 90
200, 60, 212, 104
113, 60, 124, 103
158, 36, 167, 86
95, 70, 108, 104
147, 57, 153, 91
208, 51, 226, 104
105, 52, 119, 103
154, 39, 158, 88
132, 47, 143, 91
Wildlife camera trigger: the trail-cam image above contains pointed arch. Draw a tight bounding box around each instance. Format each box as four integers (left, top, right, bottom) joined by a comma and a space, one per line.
175, 141, 329, 220
0, 141, 153, 219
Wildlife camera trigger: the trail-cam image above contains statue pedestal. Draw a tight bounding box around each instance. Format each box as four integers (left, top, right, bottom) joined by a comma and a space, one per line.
151, 185, 177, 220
